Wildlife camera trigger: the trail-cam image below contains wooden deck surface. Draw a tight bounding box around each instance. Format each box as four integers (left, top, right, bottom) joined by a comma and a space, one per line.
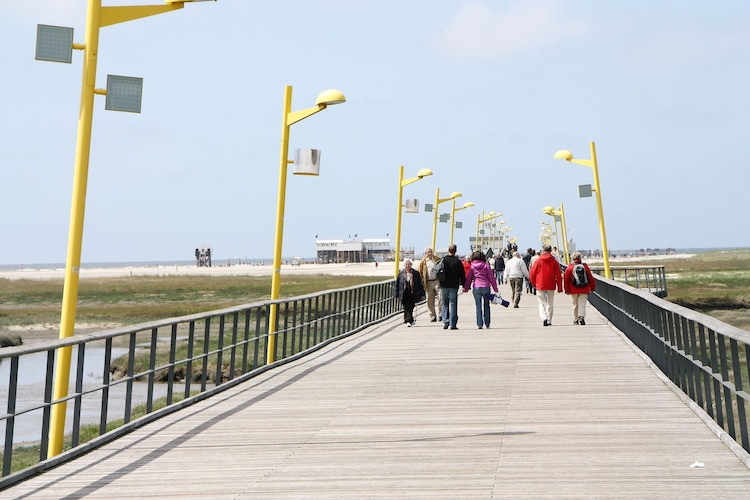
4, 286, 750, 499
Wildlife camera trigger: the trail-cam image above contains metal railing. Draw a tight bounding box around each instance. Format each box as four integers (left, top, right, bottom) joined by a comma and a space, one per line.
590, 276, 750, 455
0, 279, 397, 485
590, 265, 667, 297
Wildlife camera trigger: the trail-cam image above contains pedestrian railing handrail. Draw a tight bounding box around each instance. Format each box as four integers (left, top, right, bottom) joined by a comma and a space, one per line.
590, 275, 750, 455
0, 279, 397, 485
589, 265, 667, 297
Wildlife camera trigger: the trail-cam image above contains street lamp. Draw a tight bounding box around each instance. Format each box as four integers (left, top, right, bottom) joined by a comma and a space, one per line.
475, 211, 502, 252
541, 220, 559, 255
268, 85, 346, 364
449, 200, 474, 246
475, 211, 493, 251
542, 204, 570, 264
554, 141, 611, 278
431, 189, 462, 251
37, 0, 214, 459
499, 225, 512, 253
394, 166, 433, 278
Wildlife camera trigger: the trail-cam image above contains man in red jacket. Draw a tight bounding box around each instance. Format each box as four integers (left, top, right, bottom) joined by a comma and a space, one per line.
529, 244, 563, 326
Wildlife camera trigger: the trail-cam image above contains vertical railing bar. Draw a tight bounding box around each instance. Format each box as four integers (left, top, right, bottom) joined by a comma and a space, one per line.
184, 321, 195, 399
147, 327, 158, 413
2, 356, 19, 477
71, 344, 86, 448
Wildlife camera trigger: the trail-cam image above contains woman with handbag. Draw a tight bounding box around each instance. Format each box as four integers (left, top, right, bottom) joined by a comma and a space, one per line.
463, 251, 499, 329
395, 259, 425, 327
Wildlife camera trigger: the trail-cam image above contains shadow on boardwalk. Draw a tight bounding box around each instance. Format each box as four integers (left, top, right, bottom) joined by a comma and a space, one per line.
5, 285, 750, 499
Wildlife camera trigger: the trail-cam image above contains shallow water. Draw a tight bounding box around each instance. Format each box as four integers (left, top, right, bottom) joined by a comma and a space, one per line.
0, 346, 175, 446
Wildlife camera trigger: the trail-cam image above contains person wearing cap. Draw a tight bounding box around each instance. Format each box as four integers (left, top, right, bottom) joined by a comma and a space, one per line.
563, 251, 597, 325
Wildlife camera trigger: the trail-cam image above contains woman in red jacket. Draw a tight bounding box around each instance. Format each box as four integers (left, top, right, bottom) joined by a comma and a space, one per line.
563, 251, 596, 325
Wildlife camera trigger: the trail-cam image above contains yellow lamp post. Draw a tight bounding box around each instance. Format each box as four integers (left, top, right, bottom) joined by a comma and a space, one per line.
475, 211, 493, 251
541, 220, 558, 254
41, 0, 214, 459
431, 189, 462, 252
394, 166, 433, 278
268, 85, 346, 365
476, 211, 503, 252
449, 200, 474, 246
554, 141, 611, 278
499, 225, 512, 253
542, 204, 570, 264
491, 220, 505, 251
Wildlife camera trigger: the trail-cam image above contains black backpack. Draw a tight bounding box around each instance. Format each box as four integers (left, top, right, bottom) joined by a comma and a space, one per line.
572, 263, 589, 287
433, 258, 446, 282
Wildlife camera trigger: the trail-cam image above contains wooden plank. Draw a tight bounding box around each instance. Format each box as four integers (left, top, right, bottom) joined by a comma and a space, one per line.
4, 287, 750, 498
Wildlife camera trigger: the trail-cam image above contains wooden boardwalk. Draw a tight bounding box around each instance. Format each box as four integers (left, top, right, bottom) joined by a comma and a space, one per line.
5, 286, 750, 498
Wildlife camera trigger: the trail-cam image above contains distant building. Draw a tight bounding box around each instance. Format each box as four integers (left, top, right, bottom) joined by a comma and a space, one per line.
315, 238, 392, 263
195, 245, 212, 267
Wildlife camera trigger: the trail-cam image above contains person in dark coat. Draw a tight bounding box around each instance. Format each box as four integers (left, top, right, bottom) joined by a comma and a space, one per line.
493, 254, 506, 285
440, 244, 466, 330
394, 259, 425, 327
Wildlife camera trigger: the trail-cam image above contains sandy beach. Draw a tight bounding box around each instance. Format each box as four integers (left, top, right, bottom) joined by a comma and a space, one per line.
0, 261, 396, 281
0, 253, 694, 282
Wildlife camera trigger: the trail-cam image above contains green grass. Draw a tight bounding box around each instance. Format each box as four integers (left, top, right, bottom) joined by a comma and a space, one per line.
0, 274, 384, 329
614, 248, 750, 331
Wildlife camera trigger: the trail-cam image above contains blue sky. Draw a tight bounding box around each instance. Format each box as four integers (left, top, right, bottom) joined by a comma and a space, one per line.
2, 0, 749, 265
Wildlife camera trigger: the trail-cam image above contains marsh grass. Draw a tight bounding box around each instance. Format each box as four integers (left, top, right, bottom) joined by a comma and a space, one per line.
617, 248, 750, 330
0, 274, 383, 329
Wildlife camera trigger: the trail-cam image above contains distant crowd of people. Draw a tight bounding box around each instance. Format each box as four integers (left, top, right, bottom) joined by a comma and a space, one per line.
394, 240, 596, 329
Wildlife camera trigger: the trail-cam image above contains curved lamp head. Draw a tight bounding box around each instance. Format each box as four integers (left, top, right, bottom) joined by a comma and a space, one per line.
462, 202, 475, 209
416, 168, 433, 178
316, 89, 346, 107
449, 191, 463, 199
553, 150, 573, 161
542, 206, 554, 215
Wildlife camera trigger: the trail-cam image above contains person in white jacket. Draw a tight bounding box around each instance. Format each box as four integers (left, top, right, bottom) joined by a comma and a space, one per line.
504, 251, 530, 308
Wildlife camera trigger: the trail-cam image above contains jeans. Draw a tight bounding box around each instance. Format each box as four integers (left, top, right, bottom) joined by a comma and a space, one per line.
441, 287, 459, 328
472, 286, 491, 328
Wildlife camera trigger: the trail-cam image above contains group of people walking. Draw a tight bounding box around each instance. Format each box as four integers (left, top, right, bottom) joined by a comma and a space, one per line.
395, 242, 596, 328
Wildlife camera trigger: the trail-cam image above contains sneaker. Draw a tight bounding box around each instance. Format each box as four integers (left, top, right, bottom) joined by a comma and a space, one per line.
430, 318, 437, 322
574, 319, 579, 325
443, 323, 449, 330
579, 317, 585, 325
513, 304, 519, 308
543, 319, 548, 326
407, 323, 412, 327
450, 327, 458, 330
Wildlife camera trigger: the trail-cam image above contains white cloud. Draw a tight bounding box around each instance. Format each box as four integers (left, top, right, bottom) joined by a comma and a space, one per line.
432, 0, 587, 60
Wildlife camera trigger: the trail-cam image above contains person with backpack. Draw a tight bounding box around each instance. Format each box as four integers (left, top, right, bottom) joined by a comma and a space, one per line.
563, 251, 597, 325
440, 244, 465, 330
